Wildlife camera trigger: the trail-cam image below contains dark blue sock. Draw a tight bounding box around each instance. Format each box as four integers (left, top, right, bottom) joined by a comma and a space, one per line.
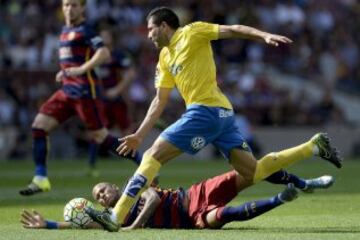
101, 135, 142, 165
219, 196, 283, 224
265, 170, 306, 189
88, 141, 98, 168
32, 128, 48, 177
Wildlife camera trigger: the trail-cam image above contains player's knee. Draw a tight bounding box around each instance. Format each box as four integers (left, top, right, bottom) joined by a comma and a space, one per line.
32, 117, 48, 130
234, 172, 253, 192
88, 128, 107, 143
144, 147, 163, 163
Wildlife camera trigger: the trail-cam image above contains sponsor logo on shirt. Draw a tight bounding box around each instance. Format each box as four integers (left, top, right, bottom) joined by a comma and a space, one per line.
59, 47, 72, 59
191, 136, 206, 150
219, 109, 234, 118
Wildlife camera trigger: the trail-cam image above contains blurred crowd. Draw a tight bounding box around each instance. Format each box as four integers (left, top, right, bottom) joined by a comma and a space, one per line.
0, 0, 358, 158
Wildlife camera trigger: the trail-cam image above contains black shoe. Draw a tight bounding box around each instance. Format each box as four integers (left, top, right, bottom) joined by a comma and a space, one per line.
85, 207, 119, 232
311, 133, 343, 168
278, 183, 298, 202
19, 177, 51, 196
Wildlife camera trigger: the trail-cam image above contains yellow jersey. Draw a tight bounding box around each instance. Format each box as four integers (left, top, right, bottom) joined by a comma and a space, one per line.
154, 21, 232, 110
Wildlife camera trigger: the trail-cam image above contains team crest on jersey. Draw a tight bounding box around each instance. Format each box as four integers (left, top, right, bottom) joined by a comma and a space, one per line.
67, 31, 77, 40
169, 64, 183, 76
191, 136, 206, 151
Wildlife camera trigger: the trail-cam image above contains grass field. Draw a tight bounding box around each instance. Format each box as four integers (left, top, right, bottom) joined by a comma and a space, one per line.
1, 158, 360, 240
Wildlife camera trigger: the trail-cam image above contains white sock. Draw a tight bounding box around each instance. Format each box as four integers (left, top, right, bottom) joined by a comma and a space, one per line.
313, 145, 319, 156
33, 175, 48, 181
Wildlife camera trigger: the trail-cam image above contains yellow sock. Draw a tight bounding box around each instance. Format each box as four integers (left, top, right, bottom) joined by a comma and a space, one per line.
113, 154, 162, 224
253, 140, 314, 183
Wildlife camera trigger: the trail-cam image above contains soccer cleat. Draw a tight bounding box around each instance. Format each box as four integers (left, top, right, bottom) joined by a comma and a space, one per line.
85, 207, 119, 232
311, 133, 343, 168
302, 175, 335, 193
19, 176, 51, 196
278, 183, 298, 202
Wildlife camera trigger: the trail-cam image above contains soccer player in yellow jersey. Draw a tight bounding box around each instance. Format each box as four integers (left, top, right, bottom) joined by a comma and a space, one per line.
86, 7, 342, 231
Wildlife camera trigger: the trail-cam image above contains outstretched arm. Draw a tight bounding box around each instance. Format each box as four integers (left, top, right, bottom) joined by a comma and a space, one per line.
117, 87, 172, 157
20, 210, 103, 230
218, 25, 292, 47
21, 210, 72, 230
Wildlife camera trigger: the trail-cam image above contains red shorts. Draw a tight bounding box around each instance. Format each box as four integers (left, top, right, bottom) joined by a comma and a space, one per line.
39, 89, 107, 130
104, 100, 131, 131
187, 170, 238, 228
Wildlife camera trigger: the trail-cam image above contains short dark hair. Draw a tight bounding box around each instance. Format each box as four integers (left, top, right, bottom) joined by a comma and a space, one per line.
146, 7, 180, 29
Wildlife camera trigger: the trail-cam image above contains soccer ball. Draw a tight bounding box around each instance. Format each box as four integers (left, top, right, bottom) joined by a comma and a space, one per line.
63, 198, 94, 228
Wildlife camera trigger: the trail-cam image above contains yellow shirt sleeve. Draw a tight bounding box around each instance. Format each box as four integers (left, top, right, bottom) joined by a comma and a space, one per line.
154, 53, 175, 89
188, 21, 219, 41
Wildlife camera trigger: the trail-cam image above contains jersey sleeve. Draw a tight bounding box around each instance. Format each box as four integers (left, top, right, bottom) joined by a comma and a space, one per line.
187, 21, 219, 41
154, 53, 175, 89
84, 26, 104, 50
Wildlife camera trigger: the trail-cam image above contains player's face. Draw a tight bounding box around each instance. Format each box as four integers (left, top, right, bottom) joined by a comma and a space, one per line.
147, 17, 168, 48
62, 0, 84, 24
92, 183, 120, 208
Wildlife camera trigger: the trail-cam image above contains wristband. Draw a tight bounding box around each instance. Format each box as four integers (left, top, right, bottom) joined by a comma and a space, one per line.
45, 220, 58, 229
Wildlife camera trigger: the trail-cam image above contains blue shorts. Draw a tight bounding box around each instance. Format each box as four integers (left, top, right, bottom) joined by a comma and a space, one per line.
160, 104, 251, 160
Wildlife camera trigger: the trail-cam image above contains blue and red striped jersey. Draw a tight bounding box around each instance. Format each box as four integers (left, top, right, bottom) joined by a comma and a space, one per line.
96, 50, 133, 90
58, 22, 104, 98
123, 187, 191, 229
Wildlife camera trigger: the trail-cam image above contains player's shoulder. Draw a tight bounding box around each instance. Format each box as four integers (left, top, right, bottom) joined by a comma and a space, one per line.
80, 22, 97, 34
183, 21, 213, 31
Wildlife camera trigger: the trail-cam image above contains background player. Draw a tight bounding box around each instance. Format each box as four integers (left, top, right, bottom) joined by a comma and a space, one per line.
20, 173, 334, 230
87, 7, 342, 230
86, 28, 137, 175
19, 0, 142, 196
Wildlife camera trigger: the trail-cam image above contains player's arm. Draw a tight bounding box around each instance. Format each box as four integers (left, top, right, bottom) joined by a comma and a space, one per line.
21, 210, 72, 230
64, 47, 111, 77
20, 210, 103, 230
121, 188, 161, 230
218, 25, 292, 47
117, 87, 172, 156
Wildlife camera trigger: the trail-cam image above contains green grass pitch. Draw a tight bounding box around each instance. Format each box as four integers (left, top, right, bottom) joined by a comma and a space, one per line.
1, 158, 360, 240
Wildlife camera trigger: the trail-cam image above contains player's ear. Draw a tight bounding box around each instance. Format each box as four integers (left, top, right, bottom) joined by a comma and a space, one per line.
160, 21, 168, 30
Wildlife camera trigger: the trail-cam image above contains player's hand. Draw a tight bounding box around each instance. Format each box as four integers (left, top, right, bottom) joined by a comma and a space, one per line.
116, 134, 143, 157
63, 66, 87, 77
55, 70, 64, 82
21, 210, 46, 229
264, 34, 292, 47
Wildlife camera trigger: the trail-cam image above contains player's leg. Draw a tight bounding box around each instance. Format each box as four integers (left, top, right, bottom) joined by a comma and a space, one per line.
88, 128, 143, 165
20, 90, 71, 196
205, 184, 298, 228
86, 137, 182, 231
228, 133, 341, 184
265, 170, 335, 192
19, 114, 59, 196
80, 99, 143, 165
87, 140, 99, 177
112, 137, 181, 222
